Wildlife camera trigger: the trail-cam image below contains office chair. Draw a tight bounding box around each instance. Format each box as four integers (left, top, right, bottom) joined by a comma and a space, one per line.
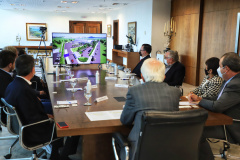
1, 98, 56, 160
112, 109, 208, 160
0, 102, 19, 159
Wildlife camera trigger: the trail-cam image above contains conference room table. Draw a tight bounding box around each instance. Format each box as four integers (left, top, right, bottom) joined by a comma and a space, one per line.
42, 58, 233, 160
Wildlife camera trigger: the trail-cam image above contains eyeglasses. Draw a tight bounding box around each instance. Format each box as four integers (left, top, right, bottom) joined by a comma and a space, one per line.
164, 56, 171, 59
140, 50, 145, 52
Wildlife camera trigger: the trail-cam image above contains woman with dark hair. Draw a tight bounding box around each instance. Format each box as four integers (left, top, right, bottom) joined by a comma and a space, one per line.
189, 57, 223, 98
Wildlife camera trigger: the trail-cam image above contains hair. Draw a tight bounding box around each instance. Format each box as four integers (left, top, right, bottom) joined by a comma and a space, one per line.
221, 52, 240, 72
141, 58, 165, 82
15, 55, 35, 76
18, 49, 26, 56
0, 50, 17, 68
205, 57, 219, 75
3, 46, 17, 56
167, 50, 179, 62
142, 44, 152, 54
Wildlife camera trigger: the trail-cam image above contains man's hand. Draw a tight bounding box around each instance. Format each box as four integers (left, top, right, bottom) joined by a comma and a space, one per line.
188, 93, 202, 102
47, 114, 54, 119
39, 90, 46, 95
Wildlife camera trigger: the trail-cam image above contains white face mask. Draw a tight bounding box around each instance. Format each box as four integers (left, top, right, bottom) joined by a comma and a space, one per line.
217, 67, 226, 78
164, 59, 168, 65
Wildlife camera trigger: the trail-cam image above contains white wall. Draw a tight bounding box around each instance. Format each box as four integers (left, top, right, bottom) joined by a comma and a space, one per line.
152, 0, 171, 61
106, 0, 153, 62
0, 10, 106, 48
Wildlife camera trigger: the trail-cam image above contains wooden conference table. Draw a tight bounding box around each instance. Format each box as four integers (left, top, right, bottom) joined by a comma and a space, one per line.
42, 58, 233, 160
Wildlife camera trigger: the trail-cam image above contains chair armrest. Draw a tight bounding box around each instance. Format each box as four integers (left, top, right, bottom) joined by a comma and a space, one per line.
2, 106, 16, 116
22, 118, 53, 128
112, 132, 129, 148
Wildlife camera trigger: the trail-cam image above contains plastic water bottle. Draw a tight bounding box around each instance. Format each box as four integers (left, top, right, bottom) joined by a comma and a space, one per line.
114, 64, 118, 76
56, 65, 59, 76
86, 80, 92, 93
96, 71, 99, 84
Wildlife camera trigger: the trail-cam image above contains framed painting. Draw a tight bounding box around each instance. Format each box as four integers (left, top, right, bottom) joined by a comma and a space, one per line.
128, 22, 137, 44
107, 24, 111, 37
26, 23, 47, 41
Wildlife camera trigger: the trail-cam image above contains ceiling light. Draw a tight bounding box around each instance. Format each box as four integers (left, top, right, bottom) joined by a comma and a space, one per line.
57, 6, 62, 8
10, 4, 15, 6
62, 10, 66, 12
71, 1, 78, 4
61, 1, 67, 3
66, 7, 70, 8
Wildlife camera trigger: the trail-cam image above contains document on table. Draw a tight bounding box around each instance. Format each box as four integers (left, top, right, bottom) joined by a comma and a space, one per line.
85, 110, 123, 121
105, 77, 117, 80
179, 105, 199, 109
115, 84, 129, 88
179, 101, 198, 106
57, 100, 78, 104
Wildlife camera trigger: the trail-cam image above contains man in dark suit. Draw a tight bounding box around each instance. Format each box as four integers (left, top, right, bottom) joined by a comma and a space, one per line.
0, 50, 17, 130
4, 55, 62, 159
120, 58, 181, 160
132, 44, 151, 78
189, 52, 240, 160
163, 50, 185, 86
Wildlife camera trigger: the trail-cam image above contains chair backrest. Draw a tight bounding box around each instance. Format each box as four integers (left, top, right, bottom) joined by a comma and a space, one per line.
1, 98, 54, 151
135, 109, 208, 160
1, 98, 19, 135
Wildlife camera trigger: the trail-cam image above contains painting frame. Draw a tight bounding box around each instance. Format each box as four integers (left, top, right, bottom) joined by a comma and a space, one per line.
128, 22, 137, 44
26, 23, 47, 41
107, 24, 111, 37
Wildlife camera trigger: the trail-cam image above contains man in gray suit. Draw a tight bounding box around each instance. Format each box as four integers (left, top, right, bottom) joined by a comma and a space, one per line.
120, 58, 181, 160
189, 52, 240, 160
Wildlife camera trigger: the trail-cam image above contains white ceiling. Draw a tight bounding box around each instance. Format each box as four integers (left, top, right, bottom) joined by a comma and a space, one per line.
0, 0, 149, 13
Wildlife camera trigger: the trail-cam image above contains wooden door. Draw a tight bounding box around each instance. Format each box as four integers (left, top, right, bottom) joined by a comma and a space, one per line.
113, 20, 119, 47
69, 21, 102, 33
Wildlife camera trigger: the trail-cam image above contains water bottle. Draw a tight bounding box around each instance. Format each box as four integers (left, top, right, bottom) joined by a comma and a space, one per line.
56, 65, 59, 76
86, 80, 92, 93
96, 71, 99, 84
114, 64, 118, 76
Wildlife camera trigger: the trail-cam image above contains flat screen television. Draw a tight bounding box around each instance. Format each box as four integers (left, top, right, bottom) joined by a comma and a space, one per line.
52, 32, 107, 65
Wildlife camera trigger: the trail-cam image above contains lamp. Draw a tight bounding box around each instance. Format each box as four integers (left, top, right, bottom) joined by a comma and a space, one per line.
16, 35, 21, 46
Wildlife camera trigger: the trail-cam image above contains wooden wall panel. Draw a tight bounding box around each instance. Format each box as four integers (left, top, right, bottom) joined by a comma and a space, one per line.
199, 6, 240, 83
204, 0, 240, 12
171, 0, 201, 85
172, 0, 200, 16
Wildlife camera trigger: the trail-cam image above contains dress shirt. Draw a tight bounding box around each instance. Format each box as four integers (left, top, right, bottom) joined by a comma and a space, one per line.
16, 75, 32, 85
217, 76, 235, 100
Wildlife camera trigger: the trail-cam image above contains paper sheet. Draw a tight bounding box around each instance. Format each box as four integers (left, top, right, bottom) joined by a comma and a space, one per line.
57, 100, 78, 105
105, 77, 117, 80
85, 110, 123, 121
179, 101, 198, 106
115, 84, 129, 88
66, 88, 82, 91
179, 105, 200, 109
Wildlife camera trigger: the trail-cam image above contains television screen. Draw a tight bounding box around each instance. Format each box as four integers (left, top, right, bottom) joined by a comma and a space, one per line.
52, 32, 107, 65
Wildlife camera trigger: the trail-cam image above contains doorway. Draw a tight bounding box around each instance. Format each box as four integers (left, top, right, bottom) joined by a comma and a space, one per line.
69, 21, 102, 33
113, 20, 119, 48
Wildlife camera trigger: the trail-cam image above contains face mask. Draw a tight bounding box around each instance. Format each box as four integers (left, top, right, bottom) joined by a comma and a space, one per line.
204, 69, 209, 76
217, 67, 227, 78
164, 59, 168, 65
139, 51, 142, 56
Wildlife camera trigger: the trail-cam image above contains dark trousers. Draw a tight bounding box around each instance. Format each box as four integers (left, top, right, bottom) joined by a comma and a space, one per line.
199, 126, 226, 160
60, 136, 81, 159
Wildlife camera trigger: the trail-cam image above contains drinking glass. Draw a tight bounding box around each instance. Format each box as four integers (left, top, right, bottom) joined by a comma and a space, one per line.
69, 71, 74, 79
84, 87, 92, 106
70, 79, 77, 93
106, 63, 110, 72
129, 75, 135, 86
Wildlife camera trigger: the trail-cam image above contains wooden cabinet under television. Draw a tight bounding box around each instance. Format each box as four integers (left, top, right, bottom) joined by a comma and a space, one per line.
112, 49, 140, 71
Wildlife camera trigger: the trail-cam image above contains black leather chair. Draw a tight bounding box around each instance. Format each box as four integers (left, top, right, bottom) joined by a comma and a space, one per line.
0, 101, 19, 159
1, 98, 56, 160
112, 109, 208, 160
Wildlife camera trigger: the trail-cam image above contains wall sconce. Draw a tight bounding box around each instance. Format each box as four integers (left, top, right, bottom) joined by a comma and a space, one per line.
163, 17, 176, 52
16, 35, 21, 46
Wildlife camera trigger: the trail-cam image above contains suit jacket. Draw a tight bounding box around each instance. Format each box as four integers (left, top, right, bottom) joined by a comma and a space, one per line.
132, 55, 150, 78
199, 73, 240, 143
4, 77, 53, 146
164, 61, 185, 86
0, 69, 13, 124
120, 82, 181, 159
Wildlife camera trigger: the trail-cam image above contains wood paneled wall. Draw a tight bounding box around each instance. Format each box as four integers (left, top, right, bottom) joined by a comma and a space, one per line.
171, 0, 240, 85
171, 0, 202, 85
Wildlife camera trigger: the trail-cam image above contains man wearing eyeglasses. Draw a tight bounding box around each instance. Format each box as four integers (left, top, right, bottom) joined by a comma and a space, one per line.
132, 44, 151, 78
163, 50, 185, 86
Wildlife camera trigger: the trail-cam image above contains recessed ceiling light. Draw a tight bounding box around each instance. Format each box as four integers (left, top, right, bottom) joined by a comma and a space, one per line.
71, 1, 78, 4
61, 1, 67, 3
10, 4, 15, 6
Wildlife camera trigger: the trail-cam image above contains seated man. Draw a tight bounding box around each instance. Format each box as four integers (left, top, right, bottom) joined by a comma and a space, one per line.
120, 58, 181, 160
163, 50, 185, 86
132, 44, 151, 78
4, 55, 62, 159
189, 52, 240, 160
0, 50, 17, 126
